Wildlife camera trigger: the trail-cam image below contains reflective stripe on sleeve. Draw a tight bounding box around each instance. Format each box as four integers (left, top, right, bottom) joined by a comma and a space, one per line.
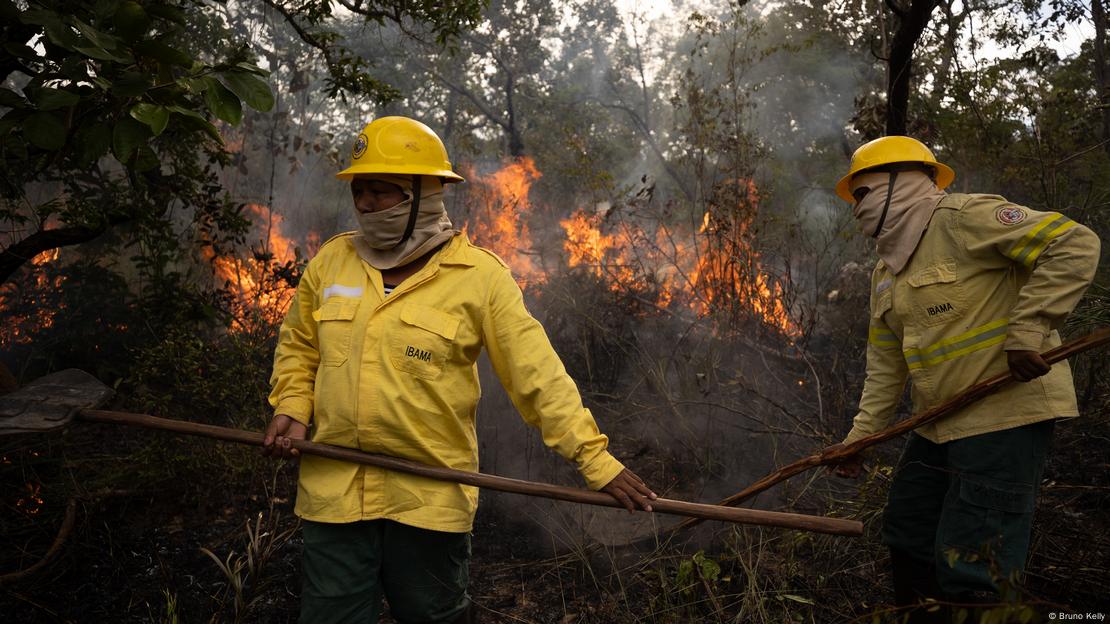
1007, 214, 1076, 267
868, 326, 900, 349
903, 318, 1008, 370
1019, 219, 1076, 267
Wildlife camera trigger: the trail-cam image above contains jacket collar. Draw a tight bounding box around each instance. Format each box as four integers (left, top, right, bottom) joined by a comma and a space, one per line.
435, 232, 477, 267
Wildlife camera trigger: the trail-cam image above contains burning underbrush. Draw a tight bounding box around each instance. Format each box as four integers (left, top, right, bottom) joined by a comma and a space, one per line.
3, 157, 1105, 623
461, 157, 800, 339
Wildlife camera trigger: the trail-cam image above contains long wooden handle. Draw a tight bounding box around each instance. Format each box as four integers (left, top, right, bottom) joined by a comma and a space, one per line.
77, 409, 863, 537
666, 326, 1110, 537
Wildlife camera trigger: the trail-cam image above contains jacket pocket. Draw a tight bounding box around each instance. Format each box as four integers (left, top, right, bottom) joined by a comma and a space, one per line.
313, 297, 360, 366
389, 303, 460, 380
871, 290, 893, 321
906, 259, 965, 328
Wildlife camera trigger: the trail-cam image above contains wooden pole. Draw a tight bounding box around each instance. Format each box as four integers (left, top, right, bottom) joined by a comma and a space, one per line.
665, 326, 1110, 537
77, 408, 864, 537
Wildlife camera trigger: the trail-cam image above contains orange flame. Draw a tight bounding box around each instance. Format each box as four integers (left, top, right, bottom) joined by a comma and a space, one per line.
205, 204, 315, 334
560, 211, 640, 294
461, 158, 543, 286
0, 249, 64, 346
557, 181, 798, 336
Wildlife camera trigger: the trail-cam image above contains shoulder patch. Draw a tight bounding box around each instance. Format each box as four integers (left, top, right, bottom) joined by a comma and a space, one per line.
995, 205, 1027, 225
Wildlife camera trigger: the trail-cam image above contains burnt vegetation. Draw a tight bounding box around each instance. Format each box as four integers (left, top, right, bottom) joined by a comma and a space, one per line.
2, 0, 1108, 622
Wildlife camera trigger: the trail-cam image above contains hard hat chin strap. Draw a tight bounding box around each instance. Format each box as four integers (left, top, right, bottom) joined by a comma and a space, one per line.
871, 170, 899, 238
400, 175, 422, 245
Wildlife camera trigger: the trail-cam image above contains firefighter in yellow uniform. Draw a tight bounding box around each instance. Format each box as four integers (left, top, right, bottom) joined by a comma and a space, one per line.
831, 137, 1099, 619
262, 117, 656, 624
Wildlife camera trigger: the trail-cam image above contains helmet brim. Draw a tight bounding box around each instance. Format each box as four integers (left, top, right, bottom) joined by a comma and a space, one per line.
336, 163, 465, 183
835, 161, 956, 203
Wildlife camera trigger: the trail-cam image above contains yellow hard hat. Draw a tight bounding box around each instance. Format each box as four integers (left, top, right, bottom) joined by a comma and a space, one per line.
835, 136, 955, 202
336, 116, 465, 183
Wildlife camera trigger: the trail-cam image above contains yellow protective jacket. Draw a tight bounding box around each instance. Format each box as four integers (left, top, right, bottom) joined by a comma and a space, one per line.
845, 193, 1100, 445
268, 232, 625, 532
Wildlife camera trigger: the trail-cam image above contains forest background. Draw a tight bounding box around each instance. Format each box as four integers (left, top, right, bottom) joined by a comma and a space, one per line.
1, 0, 1107, 622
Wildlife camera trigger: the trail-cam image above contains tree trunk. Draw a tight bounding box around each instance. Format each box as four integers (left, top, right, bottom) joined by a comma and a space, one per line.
885, 0, 939, 135
504, 73, 525, 158
1093, 0, 1110, 153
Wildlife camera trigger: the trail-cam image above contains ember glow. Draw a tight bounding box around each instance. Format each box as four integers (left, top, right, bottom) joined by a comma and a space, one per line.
461, 157, 543, 286
15, 481, 44, 517
0, 249, 63, 347
205, 203, 314, 334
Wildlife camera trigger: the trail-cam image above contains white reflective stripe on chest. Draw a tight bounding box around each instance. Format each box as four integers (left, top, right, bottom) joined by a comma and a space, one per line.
323, 284, 364, 300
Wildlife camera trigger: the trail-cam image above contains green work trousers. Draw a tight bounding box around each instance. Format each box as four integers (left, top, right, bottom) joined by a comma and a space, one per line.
299, 519, 471, 624
881, 419, 1055, 596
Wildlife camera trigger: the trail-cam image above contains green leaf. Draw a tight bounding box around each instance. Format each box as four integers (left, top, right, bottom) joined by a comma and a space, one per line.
130, 103, 170, 136
133, 39, 193, 66
111, 72, 151, 97
33, 87, 81, 110
175, 113, 223, 145
202, 77, 242, 125
0, 119, 18, 137
0, 87, 27, 109
74, 122, 112, 164
113, 1, 150, 41
74, 45, 133, 63
132, 144, 160, 172
18, 8, 62, 27
112, 116, 152, 163
167, 105, 206, 121
234, 62, 267, 75
73, 18, 123, 51
42, 22, 82, 51
23, 112, 67, 150
219, 71, 274, 112
179, 76, 210, 94
693, 552, 720, 581
3, 42, 38, 59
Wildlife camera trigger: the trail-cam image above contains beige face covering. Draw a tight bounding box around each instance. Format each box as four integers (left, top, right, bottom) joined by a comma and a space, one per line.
351, 174, 457, 270
851, 170, 946, 274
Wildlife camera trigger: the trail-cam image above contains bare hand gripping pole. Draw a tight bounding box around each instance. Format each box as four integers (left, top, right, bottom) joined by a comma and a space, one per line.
665, 326, 1110, 538
0, 372, 863, 537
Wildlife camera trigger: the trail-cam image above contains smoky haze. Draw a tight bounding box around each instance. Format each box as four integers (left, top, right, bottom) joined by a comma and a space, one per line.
195, 0, 879, 547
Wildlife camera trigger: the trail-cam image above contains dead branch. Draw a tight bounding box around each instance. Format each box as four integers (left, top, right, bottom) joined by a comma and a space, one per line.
0, 498, 77, 585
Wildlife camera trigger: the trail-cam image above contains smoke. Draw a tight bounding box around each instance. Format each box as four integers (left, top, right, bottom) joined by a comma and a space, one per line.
220, 0, 870, 546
